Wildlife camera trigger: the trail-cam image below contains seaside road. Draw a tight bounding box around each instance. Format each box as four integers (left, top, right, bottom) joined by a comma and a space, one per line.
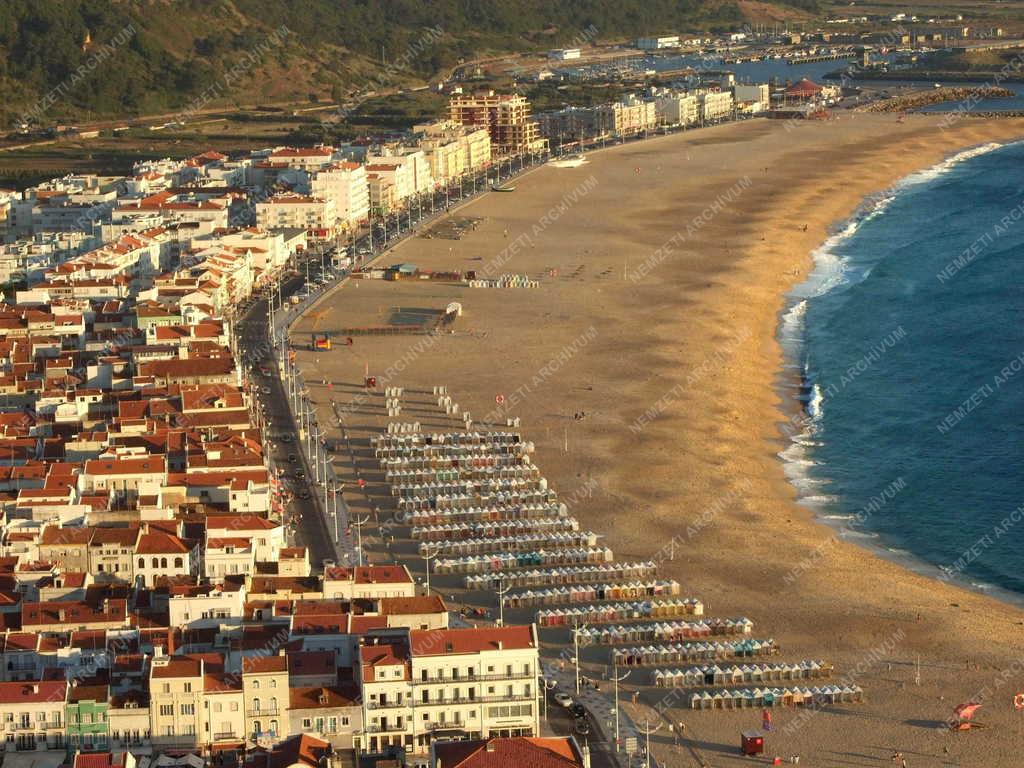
544, 658, 642, 768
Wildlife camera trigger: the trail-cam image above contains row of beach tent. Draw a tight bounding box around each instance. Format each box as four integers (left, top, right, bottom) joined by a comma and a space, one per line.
392, 476, 547, 497
399, 490, 558, 512
387, 465, 541, 485
651, 661, 833, 687
464, 561, 658, 590
574, 618, 754, 646
504, 580, 682, 607
535, 598, 703, 626
420, 531, 599, 556
612, 639, 779, 666
372, 430, 525, 450
411, 518, 579, 540
382, 453, 533, 471
688, 685, 863, 709
407, 502, 567, 523
434, 547, 615, 574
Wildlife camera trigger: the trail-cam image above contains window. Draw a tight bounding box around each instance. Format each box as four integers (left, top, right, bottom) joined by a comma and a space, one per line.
152, 558, 158, 568
174, 557, 183, 568
252, 681, 260, 690
328, 717, 337, 732
341, 716, 349, 727
181, 704, 195, 716
302, 719, 312, 729
269, 680, 277, 689
214, 703, 223, 713
252, 699, 260, 712
162, 684, 170, 694
184, 682, 192, 693
159, 705, 173, 717
160, 557, 167, 568
230, 702, 239, 712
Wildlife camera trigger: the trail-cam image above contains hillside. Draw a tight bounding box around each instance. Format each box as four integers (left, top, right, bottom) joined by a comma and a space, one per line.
0, 0, 818, 127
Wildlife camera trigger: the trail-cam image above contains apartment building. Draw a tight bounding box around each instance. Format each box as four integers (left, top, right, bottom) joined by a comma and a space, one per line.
448, 92, 546, 155
359, 625, 540, 755
595, 96, 658, 136
698, 90, 735, 122
288, 685, 361, 750
309, 163, 370, 229
322, 565, 416, 600
255, 194, 338, 239
148, 655, 208, 747
654, 93, 699, 126
413, 121, 492, 184
242, 654, 290, 744
66, 683, 110, 751
0, 678, 68, 751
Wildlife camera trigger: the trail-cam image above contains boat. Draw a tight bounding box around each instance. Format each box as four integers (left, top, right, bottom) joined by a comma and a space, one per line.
491, 184, 516, 192
549, 155, 588, 169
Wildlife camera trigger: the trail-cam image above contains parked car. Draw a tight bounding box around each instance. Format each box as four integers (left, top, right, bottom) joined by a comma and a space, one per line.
574, 718, 590, 736
570, 703, 586, 719
553, 693, 573, 708
287, 454, 298, 463
294, 468, 306, 480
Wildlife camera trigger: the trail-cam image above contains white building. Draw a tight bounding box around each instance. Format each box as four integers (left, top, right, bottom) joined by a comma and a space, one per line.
654, 93, 699, 126
548, 49, 581, 60
167, 585, 246, 629
359, 625, 540, 755
255, 193, 338, 238
636, 36, 680, 50
733, 83, 771, 113
698, 90, 735, 121
323, 565, 416, 600
309, 162, 370, 229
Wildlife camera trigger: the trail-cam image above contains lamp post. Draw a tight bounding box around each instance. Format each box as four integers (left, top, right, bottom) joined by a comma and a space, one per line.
611, 667, 630, 751
352, 514, 370, 567
496, 576, 509, 627
572, 622, 589, 695
542, 677, 557, 725
637, 718, 662, 768
421, 544, 441, 596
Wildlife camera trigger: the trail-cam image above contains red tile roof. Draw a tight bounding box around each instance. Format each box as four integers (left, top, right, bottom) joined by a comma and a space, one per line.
433, 738, 584, 768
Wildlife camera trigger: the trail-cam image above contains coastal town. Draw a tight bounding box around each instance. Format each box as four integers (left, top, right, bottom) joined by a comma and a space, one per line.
0, 9, 1022, 768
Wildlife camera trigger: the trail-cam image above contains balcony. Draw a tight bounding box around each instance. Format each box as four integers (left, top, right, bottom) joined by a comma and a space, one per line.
414, 671, 534, 685
246, 708, 280, 718
213, 731, 239, 741
365, 700, 407, 711
417, 693, 534, 706
363, 722, 408, 734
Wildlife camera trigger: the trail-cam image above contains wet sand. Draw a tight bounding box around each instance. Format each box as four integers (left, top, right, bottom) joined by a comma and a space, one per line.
294, 113, 1024, 766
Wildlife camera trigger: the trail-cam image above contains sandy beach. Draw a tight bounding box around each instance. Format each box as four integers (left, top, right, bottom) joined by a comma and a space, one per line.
294, 113, 1024, 766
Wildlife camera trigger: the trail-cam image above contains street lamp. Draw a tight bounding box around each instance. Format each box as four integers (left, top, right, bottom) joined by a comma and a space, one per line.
352, 514, 370, 567
572, 621, 589, 695
611, 667, 630, 751
496, 576, 509, 627
541, 677, 557, 725
421, 544, 441, 596
637, 718, 662, 768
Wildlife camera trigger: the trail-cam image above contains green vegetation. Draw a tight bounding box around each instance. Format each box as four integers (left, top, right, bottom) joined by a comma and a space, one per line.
0, 0, 819, 126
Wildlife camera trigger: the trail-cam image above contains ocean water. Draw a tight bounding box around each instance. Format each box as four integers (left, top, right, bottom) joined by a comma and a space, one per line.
780, 140, 1024, 596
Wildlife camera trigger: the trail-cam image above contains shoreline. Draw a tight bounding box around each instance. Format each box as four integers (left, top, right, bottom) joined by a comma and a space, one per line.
775, 137, 1024, 613
294, 112, 1024, 765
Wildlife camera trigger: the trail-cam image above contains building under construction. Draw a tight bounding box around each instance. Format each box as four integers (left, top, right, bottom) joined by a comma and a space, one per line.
448, 90, 548, 155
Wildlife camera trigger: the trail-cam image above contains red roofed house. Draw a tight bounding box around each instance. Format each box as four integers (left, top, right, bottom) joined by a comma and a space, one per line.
0, 678, 68, 750
432, 737, 588, 768
322, 565, 415, 601
134, 531, 197, 588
